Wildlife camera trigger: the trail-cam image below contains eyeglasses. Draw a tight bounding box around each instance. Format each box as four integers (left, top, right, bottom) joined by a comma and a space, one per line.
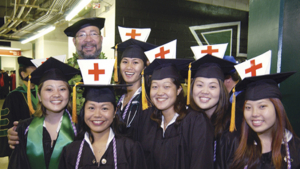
76, 32, 100, 40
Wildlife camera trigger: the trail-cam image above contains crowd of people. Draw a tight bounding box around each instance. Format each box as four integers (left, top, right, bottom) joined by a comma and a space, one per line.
0, 17, 299, 169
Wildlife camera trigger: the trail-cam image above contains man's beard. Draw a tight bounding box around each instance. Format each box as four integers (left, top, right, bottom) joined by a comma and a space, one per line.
77, 43, 102, 59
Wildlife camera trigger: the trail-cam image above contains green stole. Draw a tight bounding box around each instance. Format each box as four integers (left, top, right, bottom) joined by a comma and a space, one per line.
26, 111, 75, 169
13, 84, 39, 110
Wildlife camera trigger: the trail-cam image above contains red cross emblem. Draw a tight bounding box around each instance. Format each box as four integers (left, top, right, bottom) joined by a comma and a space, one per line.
88, 63, 105, 81
125, 29, 141, 39
201, 46, 219, 55
155, 47, 170, 59
245, 59, 262, 76
41, 58, 49, 64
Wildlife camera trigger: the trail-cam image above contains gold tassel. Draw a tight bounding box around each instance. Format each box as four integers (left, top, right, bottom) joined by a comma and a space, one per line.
114, 44, 118, 83
186, 63, 192, 105
27, 75, 35, 115
72, 82, 83, 123
229, 86, 236, 132
141, 69, 149, 110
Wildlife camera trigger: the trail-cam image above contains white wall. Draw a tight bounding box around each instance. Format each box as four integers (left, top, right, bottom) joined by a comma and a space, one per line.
1, 57, 17, 70
44, 40, 68, 58
96, 0, 116, 59
35, 36, 44, 59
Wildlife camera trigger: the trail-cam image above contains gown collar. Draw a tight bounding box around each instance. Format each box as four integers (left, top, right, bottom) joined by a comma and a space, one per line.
120, 87, 141, 110
84, 128, 115, 154
160, 113, 179, 137
254, 129, 293, 145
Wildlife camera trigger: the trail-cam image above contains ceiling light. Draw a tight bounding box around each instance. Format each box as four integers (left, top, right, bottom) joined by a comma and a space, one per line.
65, 0, 92, 21
0, 47, 21, 50
21, 26, 55, 44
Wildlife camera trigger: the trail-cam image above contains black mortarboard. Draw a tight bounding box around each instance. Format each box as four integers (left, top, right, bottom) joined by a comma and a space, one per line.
183, 54, 236, 81
182, 54, 236, 106
80, 84, 130, 104
18, 56, 35, 67
27, 57, 80, 85
235, 72, 296, 101
144, 58, 193, 81
64, 17, 105, 37
115, 39, 157, 63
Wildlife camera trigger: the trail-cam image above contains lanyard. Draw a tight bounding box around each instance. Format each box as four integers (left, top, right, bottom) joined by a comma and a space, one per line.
75, 137, 118, 169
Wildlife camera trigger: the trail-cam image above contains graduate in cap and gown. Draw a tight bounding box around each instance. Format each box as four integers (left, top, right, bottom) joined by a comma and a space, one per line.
8, 57, 80, 169
64, 17, 105, 114
182, 54, 236, 165
114, 38, 156, 140
229, 72, 300, 169
139, 58, 214, 169
59, 59, 146, 169
0, 56, 37, 157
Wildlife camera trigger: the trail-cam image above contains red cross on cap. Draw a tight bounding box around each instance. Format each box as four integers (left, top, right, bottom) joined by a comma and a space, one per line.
201, 46, 219, 55
125, 29, 141, 39
245, 59, 262, 77
155, 47, 170, 59
88, 63, 105, 81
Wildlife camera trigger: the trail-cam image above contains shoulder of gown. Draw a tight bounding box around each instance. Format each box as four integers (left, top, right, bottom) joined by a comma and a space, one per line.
8, 117, 33, 169
179, 109, 215, 169
215, 129, 240, 169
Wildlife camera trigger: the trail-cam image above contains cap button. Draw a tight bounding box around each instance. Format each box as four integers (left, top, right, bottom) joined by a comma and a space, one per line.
101, 158, 107, 164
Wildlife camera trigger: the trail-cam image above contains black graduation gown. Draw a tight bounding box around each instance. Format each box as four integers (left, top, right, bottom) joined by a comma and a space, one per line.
59, 135, 147, 169
116, 92, 142, 141
8, 118, 57, 169
0, 88, 34, 157
215, 129, 240, 169
256, 136, 300, 169
139, 107, 214, 169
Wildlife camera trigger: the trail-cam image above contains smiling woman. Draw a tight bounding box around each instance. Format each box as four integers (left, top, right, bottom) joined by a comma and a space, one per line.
230, 72, 300, 169
138, 58, 214, 169
114, 39, 156, 141
8, 57, 80, 169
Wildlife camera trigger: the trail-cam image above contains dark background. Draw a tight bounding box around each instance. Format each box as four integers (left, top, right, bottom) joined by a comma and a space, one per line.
115, 0, 248, 60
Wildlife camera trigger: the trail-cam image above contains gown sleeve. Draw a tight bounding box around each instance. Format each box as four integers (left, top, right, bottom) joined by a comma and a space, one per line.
181, 110, 215, 169
0, 91, 31, 157
216, 130, 240, 169
8, 118, 33, 169
126, 138, 147, 169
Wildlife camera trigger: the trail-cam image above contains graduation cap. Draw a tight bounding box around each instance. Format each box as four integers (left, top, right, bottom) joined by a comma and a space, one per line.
141, 58, 193, 110
73, 59, 130, 123
144, 39, 177, 63
235, 72, 296, 101
64, 17, 105, 37
28, 57, 80, 85
181, 54, 236, 105
18, 56, 35, 67
112, 38, 157, 82
234, 50, 271, 80
190, 43, 228, 60
223, 55, 237, 74
31, 55, 66, 68
25, 57, 80, 116
118, 26, 151, 42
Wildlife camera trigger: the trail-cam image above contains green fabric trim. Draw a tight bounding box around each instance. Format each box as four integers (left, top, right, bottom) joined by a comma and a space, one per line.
0, 129, 8, 137
26, 111, 75, 169
0, 108, 9, 116
0, 118, 9, 126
